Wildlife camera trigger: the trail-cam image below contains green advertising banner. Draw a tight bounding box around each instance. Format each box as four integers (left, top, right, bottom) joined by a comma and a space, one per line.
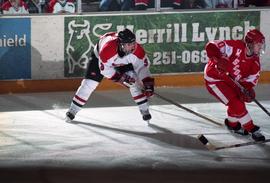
64, 11, 259, 77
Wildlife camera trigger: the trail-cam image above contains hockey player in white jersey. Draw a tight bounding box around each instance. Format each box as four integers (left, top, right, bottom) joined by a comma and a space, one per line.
65, 28, 155, 122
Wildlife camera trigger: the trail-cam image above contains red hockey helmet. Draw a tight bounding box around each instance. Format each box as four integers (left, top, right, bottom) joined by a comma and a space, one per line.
245, 29, 265, 56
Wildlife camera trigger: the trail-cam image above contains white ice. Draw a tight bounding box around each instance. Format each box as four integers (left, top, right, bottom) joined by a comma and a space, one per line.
0, 87, 270, 182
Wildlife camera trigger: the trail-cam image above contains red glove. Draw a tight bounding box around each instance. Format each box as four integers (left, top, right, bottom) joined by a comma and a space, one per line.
216, 56, 229, 73
239, 88, 255, 103
205, 42, 222, 59
142, 77, 155, 97
111, 72, 135, 85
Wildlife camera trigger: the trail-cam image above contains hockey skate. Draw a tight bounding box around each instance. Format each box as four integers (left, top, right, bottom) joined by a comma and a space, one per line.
140, 109, 152, 122
224, 119, 248, 135
249, 125, 265, 142
65, 109, 76, 123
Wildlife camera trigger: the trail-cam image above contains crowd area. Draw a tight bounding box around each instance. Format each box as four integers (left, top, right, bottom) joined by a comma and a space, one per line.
0, 0, 270, 14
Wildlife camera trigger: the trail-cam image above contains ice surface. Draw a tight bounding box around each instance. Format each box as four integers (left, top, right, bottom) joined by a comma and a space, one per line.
0, 86, 270, 182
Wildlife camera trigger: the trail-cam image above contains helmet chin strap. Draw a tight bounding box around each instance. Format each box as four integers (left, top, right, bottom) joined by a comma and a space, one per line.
118, 44, 126, 57
120, 43, 132, 55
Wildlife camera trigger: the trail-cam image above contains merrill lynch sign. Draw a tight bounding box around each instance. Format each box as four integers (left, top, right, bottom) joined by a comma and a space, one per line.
64, 11, 259, 77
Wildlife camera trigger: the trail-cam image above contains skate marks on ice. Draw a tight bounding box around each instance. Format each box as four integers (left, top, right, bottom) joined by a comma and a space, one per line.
69, 120, 207, 150
59, 103, 230, 151
0, 94, 67, 122
150, 107, 223, 127
2, 99, 270, 153
0, 104, 207, 153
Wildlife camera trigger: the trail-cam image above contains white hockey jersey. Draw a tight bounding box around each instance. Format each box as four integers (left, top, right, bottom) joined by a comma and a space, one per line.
2, 0, 29, 14
52, 0, 75, 13
97, 32, 151, 82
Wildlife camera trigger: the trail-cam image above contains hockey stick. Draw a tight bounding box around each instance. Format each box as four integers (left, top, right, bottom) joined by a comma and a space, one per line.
154, 92, 222, 126
123, 76, 222, 126
198, 134, 270, 151
227, 74, 270, 117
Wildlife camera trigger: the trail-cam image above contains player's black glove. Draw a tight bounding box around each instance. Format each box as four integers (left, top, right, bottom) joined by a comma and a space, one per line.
111, 72, 135, 85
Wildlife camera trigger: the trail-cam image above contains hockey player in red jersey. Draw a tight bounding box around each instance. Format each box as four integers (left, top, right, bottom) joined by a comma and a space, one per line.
65, 28, 155, 123
204, 29, 266, 141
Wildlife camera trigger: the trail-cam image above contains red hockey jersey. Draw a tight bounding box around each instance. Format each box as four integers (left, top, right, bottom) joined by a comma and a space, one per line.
204, 40, 261, 90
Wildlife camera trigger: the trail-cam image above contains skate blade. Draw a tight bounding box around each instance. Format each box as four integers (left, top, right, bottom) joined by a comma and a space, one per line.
234, 130, 248, 136
227, 128, 248, 136
65, 117, 72, 123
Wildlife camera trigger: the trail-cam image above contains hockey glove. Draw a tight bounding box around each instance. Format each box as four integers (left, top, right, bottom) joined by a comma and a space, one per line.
115, 64, 134, 73
239, 88, 255, 103
111, 72, 135, 85
142, 77, 155, 97
216, 56, 229, 73
205, 42, 222, 59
